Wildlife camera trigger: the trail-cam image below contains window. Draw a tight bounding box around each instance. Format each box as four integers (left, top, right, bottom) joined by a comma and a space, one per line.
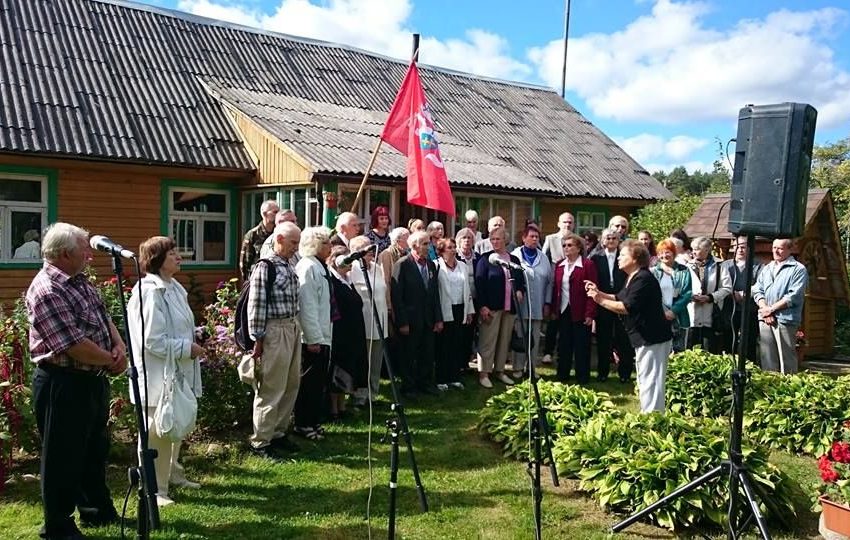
243, 190, 279, 229
0, 175, 47, 262
168, 186, 231, 263
576, 210, 606, 235
242, 187, 316, 231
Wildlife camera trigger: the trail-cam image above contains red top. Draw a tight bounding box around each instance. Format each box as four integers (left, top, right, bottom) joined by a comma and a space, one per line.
548, 256, 598, 322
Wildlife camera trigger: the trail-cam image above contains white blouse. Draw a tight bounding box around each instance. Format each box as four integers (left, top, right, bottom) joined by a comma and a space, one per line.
436, 258, 475, 323
350, 262, 389, 341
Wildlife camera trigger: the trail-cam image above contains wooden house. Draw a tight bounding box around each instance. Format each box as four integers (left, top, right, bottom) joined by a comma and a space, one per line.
684, 189, 850, 356
0, 0, 670, 306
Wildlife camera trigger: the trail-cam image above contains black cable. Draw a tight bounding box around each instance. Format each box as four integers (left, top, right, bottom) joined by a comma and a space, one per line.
120, 482, 133, 540
725, 138, 736, 172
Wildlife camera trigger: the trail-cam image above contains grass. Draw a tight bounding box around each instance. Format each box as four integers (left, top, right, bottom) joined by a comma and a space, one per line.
0, 367, 824, 539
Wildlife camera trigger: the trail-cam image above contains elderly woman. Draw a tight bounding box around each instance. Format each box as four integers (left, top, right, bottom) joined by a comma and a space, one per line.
474, 227, 525, 388
547, 233, 597, 384
586, 240, 673, 412
687, 236, 732, 353
366, 205, 391, 254
327, 246, 368, 417
510, 225, 552, 378
436, 237, 475, 389
651, 239, 693, 352
293, 227, 333, 440
407, 218, 426, 233
14, 228, 41, 258
349, 235, 389, 405
426, 221, 444, 260
455, 227, 478, 366
127, 236, 204, 507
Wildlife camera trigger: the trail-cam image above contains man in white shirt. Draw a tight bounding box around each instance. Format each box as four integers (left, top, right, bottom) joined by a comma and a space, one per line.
464, 209, 484, 243
542, 212, 574, 264
331, 212, 359, 248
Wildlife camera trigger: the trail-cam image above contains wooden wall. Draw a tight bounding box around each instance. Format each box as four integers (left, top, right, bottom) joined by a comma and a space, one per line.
0, 154, 250, 310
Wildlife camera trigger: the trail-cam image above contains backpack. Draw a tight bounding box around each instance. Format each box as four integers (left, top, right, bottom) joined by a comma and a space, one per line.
234, 259, 277, 352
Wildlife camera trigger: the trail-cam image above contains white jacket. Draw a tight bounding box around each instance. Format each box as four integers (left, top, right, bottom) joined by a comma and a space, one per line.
126, 274, 202, 406
687, 258, 732, 328
436, 258, 475, 323
295, 256, 333, 345
350, 262, 389, 340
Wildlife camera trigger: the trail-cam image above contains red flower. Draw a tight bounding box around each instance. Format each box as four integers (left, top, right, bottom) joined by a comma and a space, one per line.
819, 455, 840, 483
831, 441, 850, 464
219, 307, 231, 316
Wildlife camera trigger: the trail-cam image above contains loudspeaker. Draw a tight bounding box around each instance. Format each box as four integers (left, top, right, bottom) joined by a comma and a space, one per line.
728, 102, 817, 237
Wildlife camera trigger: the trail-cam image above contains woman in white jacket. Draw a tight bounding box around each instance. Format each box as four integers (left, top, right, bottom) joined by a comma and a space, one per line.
127, 236, 204, 507
436, 238, 475, 390
511, 226, 553, 378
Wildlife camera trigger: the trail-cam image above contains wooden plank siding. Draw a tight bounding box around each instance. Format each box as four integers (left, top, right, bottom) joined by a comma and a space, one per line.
0, 154, 251, 310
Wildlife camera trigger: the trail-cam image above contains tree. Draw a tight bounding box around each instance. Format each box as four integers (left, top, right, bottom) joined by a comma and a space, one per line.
811, 136, 850, 236
630, 195, 702, 244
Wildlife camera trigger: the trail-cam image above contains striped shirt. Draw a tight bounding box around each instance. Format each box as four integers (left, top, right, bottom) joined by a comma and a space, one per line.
247, 254, 300, 340
26, 263, 113, 371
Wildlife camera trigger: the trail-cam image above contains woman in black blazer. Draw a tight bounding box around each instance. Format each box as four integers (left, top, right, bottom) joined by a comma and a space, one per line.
474, 227, 525, 388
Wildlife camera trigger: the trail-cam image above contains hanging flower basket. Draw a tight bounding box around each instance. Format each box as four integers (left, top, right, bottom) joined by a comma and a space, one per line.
821, 496, 850, 537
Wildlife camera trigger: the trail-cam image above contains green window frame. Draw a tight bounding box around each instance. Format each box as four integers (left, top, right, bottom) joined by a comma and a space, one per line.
575, 208, 607, 235
161, 180, 237, 269
0, 165, 57, 268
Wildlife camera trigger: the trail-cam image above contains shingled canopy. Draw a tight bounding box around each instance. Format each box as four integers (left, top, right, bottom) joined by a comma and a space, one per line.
0, 0, 671, 200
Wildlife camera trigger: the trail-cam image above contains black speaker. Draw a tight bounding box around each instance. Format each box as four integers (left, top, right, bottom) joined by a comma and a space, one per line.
728, 102, 817, 237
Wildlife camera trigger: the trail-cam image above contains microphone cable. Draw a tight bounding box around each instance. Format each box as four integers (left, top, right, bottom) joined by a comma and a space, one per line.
362, 246, 379, 540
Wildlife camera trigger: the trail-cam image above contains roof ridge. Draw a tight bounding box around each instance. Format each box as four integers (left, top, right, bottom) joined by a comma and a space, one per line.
90, 0, 556, 93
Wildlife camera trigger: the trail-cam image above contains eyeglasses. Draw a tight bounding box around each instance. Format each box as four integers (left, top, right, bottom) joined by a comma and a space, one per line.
614, 224, 627, 229
563, 243, 575, 248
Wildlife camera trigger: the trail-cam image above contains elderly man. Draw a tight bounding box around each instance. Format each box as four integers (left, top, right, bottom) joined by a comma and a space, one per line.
464, 209, 484, 243
687, 236, 732, 354
260, 209, 298, 259
752, 238, 809, 374
475, 215, 512, 254
720, 236, 763, 361
392, 230, 443, 395
331, 211, 360, 248
609, 215, 629, 241
26, 222, 128, 538
240, 199, 279, 281
542, 212, 574, 263
247, 221, 302, 459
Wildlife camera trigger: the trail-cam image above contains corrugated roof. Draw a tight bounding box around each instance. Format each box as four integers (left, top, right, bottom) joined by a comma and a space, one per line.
0, 0, 672, 199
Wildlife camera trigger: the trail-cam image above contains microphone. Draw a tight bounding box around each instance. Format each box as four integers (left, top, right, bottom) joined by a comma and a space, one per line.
334, 244, 376, 267
488, 252, 522, 271
90, 235, 136, 259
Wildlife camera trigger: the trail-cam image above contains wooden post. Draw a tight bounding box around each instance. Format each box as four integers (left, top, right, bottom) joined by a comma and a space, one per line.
349, 138, 383, 213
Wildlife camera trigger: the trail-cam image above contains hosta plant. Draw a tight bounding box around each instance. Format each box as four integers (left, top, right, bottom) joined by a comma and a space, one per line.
665, 349, 737, 417
553, 412, 795, 531
478, 380, 618, 461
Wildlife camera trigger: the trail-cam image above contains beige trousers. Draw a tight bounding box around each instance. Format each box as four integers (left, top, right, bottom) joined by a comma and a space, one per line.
250, 318, 302, 448
144, 407, 185, 498
477, 310, 516, 374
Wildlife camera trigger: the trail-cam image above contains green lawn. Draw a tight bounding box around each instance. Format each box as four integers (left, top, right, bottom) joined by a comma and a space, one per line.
0, 368, 823, 539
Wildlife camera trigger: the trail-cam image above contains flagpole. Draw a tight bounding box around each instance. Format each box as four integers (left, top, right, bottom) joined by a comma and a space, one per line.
350, 137, 383, 213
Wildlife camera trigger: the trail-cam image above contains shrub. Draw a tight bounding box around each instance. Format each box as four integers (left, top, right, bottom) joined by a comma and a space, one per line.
665, 349, 737, 417
816, 420, 850, 506
552, 412, 796, 531
478, 380, 618, 460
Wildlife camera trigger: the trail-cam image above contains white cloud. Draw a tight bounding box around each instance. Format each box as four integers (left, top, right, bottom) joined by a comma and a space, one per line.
614, 133, 709, 163
176, 0, 531, 81
528, 0, 850, 128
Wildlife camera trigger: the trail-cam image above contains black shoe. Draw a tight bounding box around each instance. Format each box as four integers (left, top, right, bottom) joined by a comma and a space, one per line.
40, 524, 86, 540
619, 376, 630, 383
596, 375, 608, 382
270, 436, 300, 453
250, 445, 284, 461
78, 507, 119, 527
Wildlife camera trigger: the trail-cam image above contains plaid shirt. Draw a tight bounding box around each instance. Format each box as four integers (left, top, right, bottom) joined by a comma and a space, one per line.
239, 222, 273, 281
26, 263, 113, 371
247, 254, 300, 340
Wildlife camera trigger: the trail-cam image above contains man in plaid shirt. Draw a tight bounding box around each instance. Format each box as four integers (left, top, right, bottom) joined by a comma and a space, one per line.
26, 222, 128, 539
247, 221, 303, 459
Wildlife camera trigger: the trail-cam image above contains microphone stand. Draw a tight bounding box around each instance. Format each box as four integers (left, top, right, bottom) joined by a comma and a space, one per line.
512, 263, 559, 540
356, 257, 428, 539
109, 254, 159, 539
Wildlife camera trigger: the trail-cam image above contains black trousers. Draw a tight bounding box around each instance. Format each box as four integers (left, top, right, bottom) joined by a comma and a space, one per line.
294, 344, 330, 428
557, 315, 591, 383
33, 365, 115, 538
543, 318, 559, 356
399, 322, 435, 392
596, 311, 635, 380
436, 304, 465, 384
688, 326, 723, 354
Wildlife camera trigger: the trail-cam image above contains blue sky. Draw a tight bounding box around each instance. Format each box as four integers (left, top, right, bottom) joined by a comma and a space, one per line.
148, 0, 850, 174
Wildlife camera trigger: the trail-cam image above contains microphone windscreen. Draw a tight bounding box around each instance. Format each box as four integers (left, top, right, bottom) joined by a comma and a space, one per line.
488, 253, 501, 266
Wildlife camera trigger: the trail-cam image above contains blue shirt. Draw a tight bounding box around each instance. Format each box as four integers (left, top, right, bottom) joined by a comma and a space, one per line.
751, 256, 808, 326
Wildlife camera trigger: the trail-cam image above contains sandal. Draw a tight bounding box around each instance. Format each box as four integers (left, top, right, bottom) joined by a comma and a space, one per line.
293, 425, 324, 440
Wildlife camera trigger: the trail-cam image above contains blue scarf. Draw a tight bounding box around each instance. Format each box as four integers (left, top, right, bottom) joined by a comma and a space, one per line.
520, 246, 538, 266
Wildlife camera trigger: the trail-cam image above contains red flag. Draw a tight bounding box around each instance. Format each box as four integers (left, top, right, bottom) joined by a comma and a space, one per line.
380, 63, 455, 216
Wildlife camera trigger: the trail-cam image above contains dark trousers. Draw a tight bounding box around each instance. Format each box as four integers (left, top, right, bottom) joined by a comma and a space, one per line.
543, 318, 559, 355
33, 365, 115, 538
436, 305, 465, 384
688, 326, 722, 354
557, 315, 591, 383
723, 311, 759, 362
294, 344, 329, 428
596, 311, 635, 380
399, 322, 435, 392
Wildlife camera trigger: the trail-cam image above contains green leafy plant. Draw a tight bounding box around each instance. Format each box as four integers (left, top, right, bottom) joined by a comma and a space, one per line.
665, 349, 737, 417
629, 194, 702, 243
553, 412, 795, 531
816, 420, 850, 506
478, 380, 618, 460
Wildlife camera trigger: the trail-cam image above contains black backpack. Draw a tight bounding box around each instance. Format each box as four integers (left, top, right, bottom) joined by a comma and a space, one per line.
234, 259, 277, 352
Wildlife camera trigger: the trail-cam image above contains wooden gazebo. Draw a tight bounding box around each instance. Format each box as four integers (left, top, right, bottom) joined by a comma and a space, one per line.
684, 188, 850, 356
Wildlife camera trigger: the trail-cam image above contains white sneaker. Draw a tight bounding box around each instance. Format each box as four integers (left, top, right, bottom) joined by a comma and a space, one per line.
496, 373, 515, 385
436, 383, 449, 391
449, 381, 465, 389
156, 494, 175, 507
542, 354, 552, 364
479, 375, 493, 389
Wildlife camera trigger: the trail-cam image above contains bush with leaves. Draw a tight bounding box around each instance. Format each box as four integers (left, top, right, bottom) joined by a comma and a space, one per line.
665, 349, 737, 418
553, 412, 795, 531
478, 380, 618, 460
629, 195, 702, 243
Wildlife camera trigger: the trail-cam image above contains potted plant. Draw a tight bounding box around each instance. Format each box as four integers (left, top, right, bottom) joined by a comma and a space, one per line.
795, 329, 808, 363
817, 420, 850, 536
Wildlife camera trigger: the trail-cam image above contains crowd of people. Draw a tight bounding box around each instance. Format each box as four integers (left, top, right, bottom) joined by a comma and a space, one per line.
24, 205, 809, 537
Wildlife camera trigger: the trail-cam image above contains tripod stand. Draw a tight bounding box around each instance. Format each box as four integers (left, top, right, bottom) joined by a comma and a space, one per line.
356, 257, 427, 539
511, 265, 559, 540
612, 233, 773, 539
109, 255, 159, 539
